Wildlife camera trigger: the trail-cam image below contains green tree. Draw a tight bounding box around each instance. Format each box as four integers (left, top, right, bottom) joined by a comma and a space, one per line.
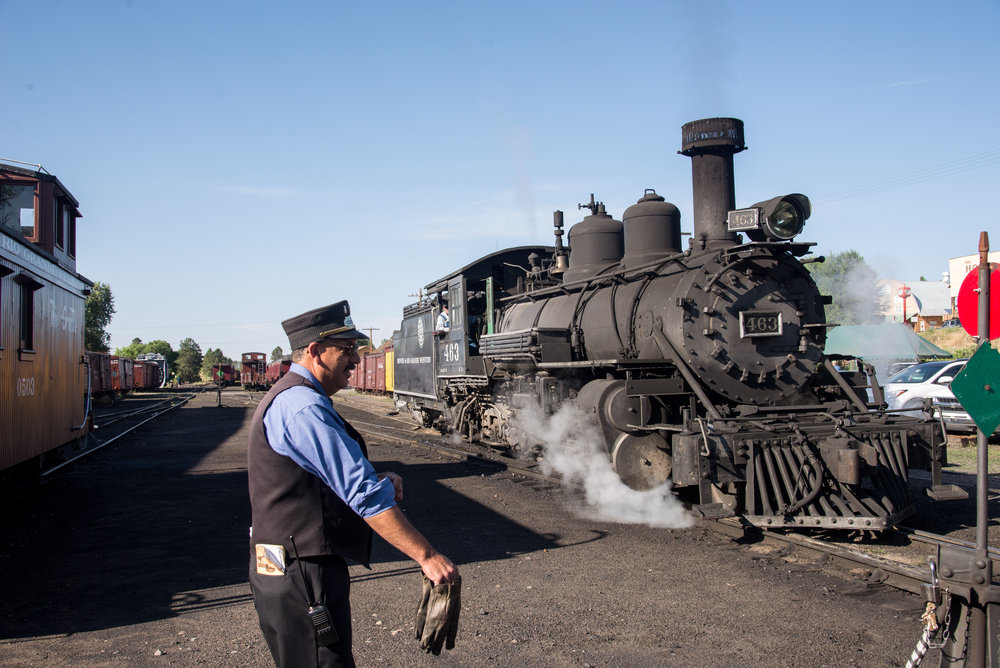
116, 337, 145, 359
200, 348, 235, 380
84, 282, 115, 352
144, 340, 178, 370
806, 250, 881, 325
175, 338, 203, 383
114, 338, 178, 370
271, 346, 284, 361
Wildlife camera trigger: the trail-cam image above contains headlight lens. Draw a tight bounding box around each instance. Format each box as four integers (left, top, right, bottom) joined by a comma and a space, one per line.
766, 200, 805, 239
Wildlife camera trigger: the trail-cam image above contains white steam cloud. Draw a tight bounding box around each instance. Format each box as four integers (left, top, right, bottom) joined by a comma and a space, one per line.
514, 403, 695, 530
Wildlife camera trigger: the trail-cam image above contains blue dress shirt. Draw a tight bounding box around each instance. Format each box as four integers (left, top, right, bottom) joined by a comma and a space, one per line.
263, 363, 396, 519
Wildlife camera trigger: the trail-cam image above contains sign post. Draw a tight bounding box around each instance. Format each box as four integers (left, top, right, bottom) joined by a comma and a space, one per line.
932, 232, 1000, 666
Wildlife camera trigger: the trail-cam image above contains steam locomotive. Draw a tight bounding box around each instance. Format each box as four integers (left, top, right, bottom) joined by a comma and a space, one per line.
393, 117, 958, 530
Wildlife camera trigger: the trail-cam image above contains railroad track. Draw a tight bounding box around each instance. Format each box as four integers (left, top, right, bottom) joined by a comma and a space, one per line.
41, 391, 196, 477
333, 392, 995, 597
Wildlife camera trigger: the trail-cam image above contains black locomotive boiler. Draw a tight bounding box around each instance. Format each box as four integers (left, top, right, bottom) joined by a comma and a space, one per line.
393, 117, 958, 530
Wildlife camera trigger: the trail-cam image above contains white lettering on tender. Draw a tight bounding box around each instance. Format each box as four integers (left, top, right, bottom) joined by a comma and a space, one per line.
396, 356, 432, 364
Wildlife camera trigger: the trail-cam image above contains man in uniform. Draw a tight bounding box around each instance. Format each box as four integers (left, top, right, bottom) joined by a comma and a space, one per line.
248, 300, 459, 667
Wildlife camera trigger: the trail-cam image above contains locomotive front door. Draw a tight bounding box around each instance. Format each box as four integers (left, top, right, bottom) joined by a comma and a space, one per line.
437, 276, 467, 376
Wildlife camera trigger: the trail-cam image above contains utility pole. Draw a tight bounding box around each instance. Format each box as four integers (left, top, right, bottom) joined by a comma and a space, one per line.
364, 327, 380, 346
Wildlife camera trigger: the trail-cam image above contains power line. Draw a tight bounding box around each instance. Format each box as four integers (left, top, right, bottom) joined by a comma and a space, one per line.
813, 148, 1000, 203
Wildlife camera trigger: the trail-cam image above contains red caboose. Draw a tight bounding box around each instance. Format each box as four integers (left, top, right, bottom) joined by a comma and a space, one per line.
241, 352, 268, 390
211, 364, 239, 386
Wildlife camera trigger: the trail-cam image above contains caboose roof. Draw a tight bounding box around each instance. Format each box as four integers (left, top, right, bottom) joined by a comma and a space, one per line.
0, 160, 81, 210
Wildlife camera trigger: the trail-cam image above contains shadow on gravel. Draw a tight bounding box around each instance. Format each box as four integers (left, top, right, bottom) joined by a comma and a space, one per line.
366, 457, 567, 569
0, 399, 569, 642
0, 403, 251, 641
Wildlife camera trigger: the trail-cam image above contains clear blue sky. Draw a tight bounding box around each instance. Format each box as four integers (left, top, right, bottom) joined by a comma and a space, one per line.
4, 0, 998, 360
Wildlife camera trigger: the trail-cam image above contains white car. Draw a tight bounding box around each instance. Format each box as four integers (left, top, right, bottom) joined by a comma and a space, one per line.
882, 359, 968, 417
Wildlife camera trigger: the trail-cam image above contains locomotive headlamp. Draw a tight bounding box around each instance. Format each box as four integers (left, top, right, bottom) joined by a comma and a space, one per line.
726, 193, 811, 242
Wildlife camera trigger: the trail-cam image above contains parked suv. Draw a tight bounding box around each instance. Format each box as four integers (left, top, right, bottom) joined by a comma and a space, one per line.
932, 392, 980, 433
933, 390, 1000, 435
882, 359, 968, 418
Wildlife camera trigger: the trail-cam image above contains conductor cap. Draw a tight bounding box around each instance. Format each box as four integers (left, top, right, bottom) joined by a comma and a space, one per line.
281, 300, 366, 351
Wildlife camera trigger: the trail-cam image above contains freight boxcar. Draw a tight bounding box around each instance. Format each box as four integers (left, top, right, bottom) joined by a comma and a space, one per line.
133, 359, 162, 390
385, 342, 394, 393
112, 356, 134, 394
136, 353, 168, 388
266, 356, 291, 385
84, 350, 113, 395
1, 160, 92, 473
353, 348, 374, 392
354, 343, 393, 394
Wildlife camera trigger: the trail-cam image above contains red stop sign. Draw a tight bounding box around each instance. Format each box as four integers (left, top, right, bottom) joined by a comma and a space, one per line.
957, 264, 1000, 340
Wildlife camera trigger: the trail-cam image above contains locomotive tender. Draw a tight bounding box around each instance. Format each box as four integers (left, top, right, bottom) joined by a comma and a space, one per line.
393, 118, 954, 530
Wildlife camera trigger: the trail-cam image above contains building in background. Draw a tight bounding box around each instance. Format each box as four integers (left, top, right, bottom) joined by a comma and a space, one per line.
876, 277, 953, 331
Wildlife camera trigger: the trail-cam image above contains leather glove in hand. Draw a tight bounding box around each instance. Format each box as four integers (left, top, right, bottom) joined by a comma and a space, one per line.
414, 574, 461, 655
414, 574, 433, 643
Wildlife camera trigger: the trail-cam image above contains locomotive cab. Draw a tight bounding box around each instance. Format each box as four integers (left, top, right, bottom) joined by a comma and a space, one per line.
393, 246, 552, 432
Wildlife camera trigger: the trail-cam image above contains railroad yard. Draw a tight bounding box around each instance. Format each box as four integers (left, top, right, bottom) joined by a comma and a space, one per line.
2, 387, 996, 667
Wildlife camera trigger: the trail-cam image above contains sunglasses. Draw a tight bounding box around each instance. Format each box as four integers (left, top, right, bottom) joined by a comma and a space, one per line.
324, 340, 359, 355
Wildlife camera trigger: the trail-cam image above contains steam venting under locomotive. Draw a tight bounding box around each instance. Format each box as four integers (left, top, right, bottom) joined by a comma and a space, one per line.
393, 117, 958, 530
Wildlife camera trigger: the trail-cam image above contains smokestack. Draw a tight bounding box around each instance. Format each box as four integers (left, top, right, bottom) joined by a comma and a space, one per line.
680, 118, 745, 248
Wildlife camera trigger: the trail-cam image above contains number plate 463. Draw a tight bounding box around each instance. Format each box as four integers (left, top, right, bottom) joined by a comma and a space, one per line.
739, 311, 783, 338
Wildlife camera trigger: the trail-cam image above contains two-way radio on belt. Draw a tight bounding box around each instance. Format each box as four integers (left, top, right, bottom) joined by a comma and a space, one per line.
288, 535, 338, 647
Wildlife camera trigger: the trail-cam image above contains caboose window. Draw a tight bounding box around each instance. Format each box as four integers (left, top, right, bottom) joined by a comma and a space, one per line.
0, 183, 36, 239
0, 265, 12, 353
68, 214, 76, 257
20, 284, 34, 351
14, 273, 43, 354
55, 202, 67, 249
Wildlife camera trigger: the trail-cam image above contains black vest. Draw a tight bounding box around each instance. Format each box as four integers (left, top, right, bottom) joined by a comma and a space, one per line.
248, 371, 373, 565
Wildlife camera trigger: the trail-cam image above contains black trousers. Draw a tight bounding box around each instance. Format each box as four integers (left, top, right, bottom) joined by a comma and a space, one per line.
249, 553, 354, 668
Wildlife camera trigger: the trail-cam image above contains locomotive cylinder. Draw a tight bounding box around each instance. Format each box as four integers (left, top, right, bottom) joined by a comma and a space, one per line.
680, 117, 745, 249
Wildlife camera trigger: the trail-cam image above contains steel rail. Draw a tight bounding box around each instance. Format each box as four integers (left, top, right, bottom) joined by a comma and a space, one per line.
710, 518, 931, 595
897, 525, 1000, 562
41, 394, 195, 477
